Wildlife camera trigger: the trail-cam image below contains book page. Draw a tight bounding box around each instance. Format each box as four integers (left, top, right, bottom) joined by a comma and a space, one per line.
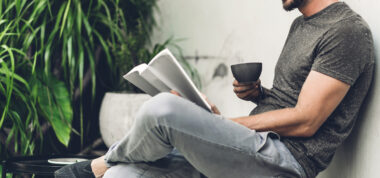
123, 64, 160, 96
140, 66, 171, 92
148, 49, 211, 111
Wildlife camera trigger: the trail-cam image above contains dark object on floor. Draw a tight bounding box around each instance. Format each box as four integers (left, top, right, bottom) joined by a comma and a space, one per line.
54, 160, 95, 178
1, 155, 96, 178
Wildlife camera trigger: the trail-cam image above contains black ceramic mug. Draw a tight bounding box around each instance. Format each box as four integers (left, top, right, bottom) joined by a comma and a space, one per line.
231, 62, 262, 83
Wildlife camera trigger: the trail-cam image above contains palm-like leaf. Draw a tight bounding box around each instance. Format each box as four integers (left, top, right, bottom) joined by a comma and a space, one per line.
0, 0, 199, 164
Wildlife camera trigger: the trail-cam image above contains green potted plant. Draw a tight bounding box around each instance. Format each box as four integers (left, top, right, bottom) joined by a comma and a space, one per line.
0, 3, 200, 175
97, 1, 201, 146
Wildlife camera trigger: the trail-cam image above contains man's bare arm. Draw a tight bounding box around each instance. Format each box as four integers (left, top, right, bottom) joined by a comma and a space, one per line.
231, 71, 350, 137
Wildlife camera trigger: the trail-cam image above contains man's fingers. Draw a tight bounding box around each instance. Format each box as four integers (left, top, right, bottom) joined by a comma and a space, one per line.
232, 79, 262, 101
232, 79, 239, 86
232, 79, 261, 87
233, 85, 258, 94
236, 89, 260, 100
211, 105, 221, 115
237, 91, 256, 100
200, 93, 221, 115
170, 90, 181, 97
236, 90, 252, 98
233, 80, 253, 87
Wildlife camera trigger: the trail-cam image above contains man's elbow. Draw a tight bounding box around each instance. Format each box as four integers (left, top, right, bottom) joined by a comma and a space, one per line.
291, 110, 319, 137
298, 117, 322, 137
299, 126, 317, 137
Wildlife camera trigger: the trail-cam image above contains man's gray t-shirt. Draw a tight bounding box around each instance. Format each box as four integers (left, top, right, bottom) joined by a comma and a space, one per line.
250, 2, 375, 177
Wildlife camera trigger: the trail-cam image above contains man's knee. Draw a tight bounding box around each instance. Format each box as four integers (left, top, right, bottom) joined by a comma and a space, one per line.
136, 93, 184, 126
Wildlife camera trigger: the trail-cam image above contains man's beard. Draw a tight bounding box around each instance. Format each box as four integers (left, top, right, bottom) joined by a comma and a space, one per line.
283, 0, 305, 11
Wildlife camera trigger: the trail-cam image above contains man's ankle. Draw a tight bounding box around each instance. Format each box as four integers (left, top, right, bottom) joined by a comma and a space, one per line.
91, 156, 109, 178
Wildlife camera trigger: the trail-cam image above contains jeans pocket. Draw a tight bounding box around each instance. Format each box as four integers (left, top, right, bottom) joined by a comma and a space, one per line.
255, 131, 280, 152
255, 131, 281, 161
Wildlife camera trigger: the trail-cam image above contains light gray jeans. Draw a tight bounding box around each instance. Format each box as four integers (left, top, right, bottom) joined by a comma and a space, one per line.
103, 93, 306, 178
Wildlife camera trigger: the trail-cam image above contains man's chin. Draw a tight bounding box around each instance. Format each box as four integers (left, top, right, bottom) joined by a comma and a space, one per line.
282, 0, 304, 11
283, 4, 297, 11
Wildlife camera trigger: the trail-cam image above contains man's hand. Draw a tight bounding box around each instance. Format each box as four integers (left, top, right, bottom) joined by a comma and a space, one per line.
201, 93, 221, 115
170, 90, 221, 115
233, 79, 261, 101
91, 156, 108, 178
170, 90, 181, 97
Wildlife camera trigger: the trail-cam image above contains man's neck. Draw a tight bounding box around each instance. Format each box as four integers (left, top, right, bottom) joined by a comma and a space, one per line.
298, 0, 339, 17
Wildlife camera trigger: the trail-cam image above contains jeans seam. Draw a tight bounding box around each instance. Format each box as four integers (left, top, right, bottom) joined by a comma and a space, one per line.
120, 129, 171, 162
165, 125, 304, 178
124, 120, 259, 161
162, 124, 259, 158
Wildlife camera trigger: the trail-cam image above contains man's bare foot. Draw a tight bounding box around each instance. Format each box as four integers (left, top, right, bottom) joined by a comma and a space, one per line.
91, 156, 109, 178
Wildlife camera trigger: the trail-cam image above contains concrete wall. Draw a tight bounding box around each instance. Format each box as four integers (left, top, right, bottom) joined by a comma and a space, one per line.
152, 0, 300, 117
151, 0, 380, 177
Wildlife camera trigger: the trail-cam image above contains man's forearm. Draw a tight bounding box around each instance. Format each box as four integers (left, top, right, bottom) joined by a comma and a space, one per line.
231, 107, 315, 137
232, 71, 349, 137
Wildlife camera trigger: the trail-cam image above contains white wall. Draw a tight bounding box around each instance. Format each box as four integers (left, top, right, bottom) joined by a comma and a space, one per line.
153, 0, 300, 117
152, 0, 380, 177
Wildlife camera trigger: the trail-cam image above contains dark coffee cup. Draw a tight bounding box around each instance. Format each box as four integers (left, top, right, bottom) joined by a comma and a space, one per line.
231, 62, 262, 83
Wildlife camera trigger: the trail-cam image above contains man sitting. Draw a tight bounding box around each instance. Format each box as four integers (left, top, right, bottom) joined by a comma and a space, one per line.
56, 0, 374, 177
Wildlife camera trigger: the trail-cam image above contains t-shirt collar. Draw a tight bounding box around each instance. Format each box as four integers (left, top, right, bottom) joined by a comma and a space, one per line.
303, 2, 344, 21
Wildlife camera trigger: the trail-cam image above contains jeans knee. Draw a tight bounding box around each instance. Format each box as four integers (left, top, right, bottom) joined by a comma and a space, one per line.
136, 93, 183, 126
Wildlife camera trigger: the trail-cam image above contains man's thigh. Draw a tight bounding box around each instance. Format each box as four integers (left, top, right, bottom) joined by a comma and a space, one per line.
106, 93, 305, 177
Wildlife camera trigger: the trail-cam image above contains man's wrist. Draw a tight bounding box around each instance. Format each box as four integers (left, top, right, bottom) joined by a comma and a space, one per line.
251, 85, 265, 103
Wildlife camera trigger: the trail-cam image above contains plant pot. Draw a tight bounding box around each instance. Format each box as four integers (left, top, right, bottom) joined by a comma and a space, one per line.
99, 92, 151, 147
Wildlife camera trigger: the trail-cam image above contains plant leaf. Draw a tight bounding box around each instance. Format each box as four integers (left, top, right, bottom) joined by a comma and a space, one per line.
60, 0, 72, 37
36, 74, 73, 146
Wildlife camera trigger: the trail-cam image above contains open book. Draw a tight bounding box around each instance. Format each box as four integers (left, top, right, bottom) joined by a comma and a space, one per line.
123, 49, 211, 112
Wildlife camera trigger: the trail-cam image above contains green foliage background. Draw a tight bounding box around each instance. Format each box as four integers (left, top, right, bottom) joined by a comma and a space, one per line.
0, 0, 200, 166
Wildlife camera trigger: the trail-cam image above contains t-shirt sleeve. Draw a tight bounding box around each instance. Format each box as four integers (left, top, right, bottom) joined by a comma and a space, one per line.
311, 20, 373, 85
